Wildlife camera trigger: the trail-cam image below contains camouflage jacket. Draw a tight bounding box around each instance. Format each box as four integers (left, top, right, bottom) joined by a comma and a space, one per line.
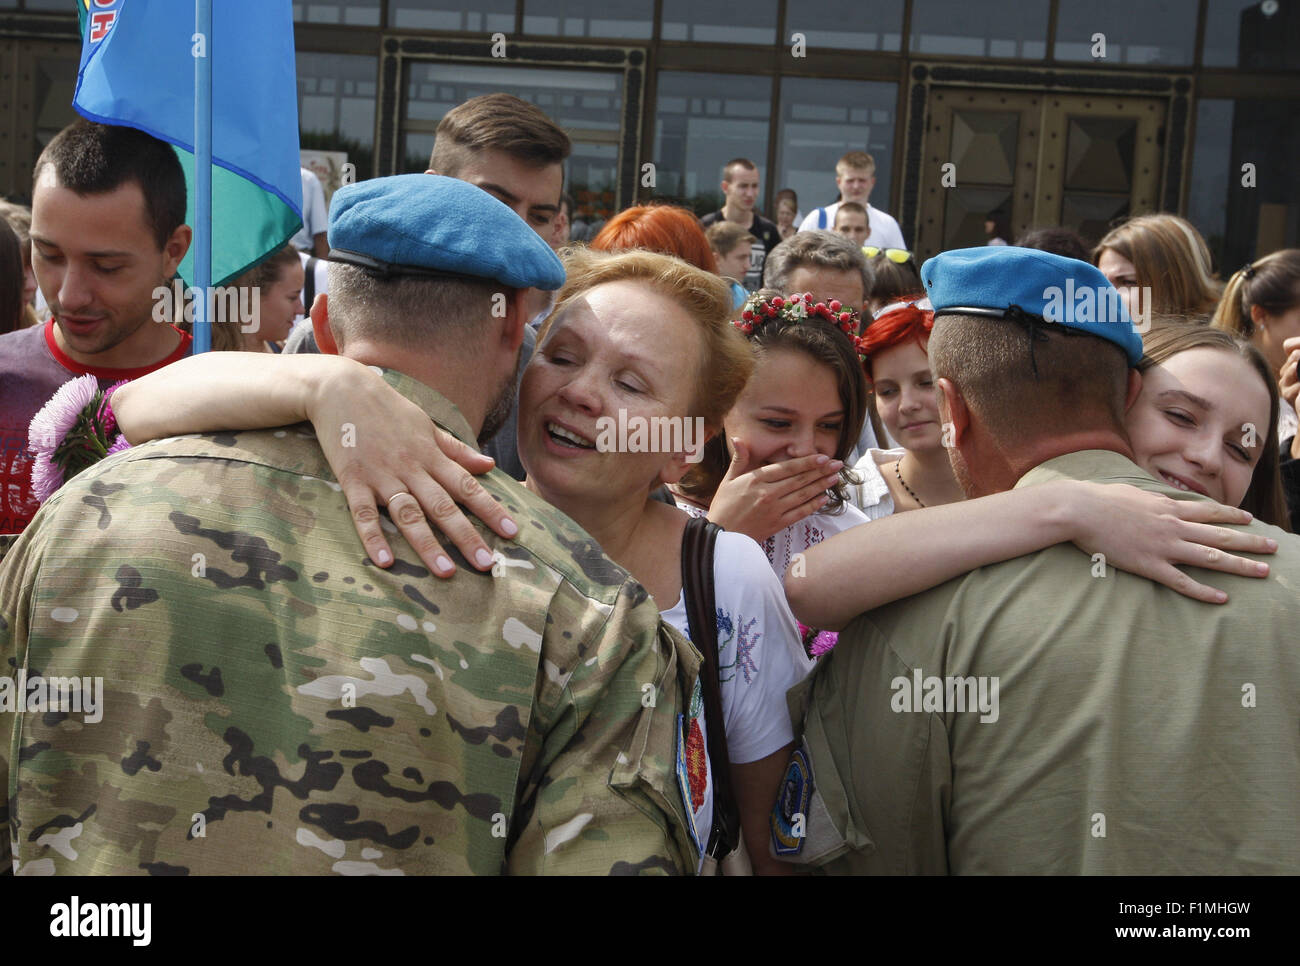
0, 370, 701, 875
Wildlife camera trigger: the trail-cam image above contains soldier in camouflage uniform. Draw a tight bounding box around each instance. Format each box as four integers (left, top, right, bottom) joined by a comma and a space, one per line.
0, 174, 701, 875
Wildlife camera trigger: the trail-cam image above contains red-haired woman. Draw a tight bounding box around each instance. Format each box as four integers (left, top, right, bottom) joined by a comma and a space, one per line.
850, 296, 964, 517
590, 204, 717, 273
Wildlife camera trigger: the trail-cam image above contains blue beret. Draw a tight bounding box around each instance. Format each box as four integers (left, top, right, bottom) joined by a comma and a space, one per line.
327, 173, 565, 291
920, 246, 1144, 366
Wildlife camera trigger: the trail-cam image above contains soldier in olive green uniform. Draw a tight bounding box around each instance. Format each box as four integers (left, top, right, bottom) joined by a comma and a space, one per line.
774, 248, 1300, 875
0, 175, 700, 875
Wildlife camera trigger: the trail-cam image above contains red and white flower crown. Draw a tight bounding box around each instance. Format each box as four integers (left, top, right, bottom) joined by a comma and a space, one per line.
733, 292, 867, 359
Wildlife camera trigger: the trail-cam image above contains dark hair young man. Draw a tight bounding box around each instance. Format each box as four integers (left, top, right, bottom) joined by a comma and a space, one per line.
0, 120, 192, 541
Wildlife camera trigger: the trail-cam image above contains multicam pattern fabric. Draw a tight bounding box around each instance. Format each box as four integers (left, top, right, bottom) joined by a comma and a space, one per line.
0, 370, 701, 876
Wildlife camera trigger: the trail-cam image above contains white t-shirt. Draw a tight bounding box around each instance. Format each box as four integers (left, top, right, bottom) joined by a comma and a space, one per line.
798, 201, 907, 250
678, 498, 870, 584
291, 167, 329, 252
848, 446, 906, 520
661, 529, 808, 865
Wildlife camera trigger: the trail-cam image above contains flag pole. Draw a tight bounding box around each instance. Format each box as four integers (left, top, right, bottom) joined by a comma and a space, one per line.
192, 0, 213, 354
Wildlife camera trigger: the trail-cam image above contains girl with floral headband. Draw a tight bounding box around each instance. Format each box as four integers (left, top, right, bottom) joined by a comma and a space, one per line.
668, 289, 874, 658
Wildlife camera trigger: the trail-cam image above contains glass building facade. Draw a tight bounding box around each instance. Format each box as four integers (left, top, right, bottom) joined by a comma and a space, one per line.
0, 0, 1295, 267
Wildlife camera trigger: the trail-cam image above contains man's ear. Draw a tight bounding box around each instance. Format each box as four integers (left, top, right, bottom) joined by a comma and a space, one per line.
497, 287, 530, 354
937, 376, 969, 445
1124, 367, 1143, 412
162, 224, 193, 278
310, 293, 340, 355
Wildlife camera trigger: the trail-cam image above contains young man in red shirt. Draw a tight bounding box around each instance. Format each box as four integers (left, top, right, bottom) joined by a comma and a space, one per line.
0, 120, 192, 540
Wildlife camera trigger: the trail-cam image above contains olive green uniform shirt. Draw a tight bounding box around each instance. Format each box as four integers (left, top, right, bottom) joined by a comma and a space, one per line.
0, 370, 700, 875
798, 450, 1300, 874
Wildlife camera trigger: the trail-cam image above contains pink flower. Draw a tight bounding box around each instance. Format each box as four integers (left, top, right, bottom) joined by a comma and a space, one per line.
798, 622, 840, 658
27, 375, 129, 505
810, 631, 839, 657
30, 450, 65, 504
98, 380, 129, 436
28, 374, 99, 451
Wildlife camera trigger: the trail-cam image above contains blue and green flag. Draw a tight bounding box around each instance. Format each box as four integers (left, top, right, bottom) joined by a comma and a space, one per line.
73, 0, 302, 287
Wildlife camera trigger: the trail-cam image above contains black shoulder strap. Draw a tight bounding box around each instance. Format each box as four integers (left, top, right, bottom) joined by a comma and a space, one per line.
303, 255, 319, 309
681, 514, 741, 856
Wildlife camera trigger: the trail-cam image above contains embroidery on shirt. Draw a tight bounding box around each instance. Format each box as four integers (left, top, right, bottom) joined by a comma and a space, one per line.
734, 616, 760, 685
715, 608, 738, 685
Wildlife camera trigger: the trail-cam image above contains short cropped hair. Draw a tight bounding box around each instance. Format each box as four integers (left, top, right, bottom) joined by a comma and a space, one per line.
927, 314, 1129, 443
429, 93, 571, 177
763, 230, 872, 303
836, 151, 876, 176
541, 246, 753, 432
326, 262, 499, 353
705, 221, 757, 256
34, 119, 186, 250
834, 201, 868, 223
722, 158, 757, 183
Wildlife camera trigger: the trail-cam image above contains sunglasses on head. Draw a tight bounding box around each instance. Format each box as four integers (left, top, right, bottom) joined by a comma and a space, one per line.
863, 247, 913, 264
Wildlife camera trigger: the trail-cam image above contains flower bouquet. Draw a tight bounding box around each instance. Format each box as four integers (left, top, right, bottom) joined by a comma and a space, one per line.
28, 375, 131, 504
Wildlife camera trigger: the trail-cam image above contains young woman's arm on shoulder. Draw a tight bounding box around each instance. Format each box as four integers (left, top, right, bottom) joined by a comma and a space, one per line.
785, 480, 1277, 631
111, 352, 516, 576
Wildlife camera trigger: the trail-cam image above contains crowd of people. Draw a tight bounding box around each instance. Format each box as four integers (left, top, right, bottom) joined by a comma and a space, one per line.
0, 90, 1297, 875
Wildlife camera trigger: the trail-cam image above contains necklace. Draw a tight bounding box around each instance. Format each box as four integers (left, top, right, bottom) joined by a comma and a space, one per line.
894, 459, 925, 508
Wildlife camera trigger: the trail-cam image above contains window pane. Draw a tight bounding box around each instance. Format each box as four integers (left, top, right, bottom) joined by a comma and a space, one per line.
1188, 101, 1233, 267
909, 0, 1048, 59
660, 0, 779, 45
652, 71, 773, 216
401, 133, 436, 175
298, 53, 377, 180
402, 63, 624, 221
1189, 97, 1300, 272
523, 0, 652, 38
293, 0, 380, 27
775, 77, 900, 235
1203, 0, 1300, 69
390, 1, 514, 32
782, 0, 903, 52
1055, 0, 1198, 65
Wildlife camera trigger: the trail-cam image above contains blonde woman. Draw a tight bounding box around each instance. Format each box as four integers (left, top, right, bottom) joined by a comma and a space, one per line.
1094, 213, 1222, 321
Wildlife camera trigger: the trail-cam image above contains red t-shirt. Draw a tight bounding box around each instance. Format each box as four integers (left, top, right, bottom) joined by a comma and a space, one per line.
0, 319, 192, 534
